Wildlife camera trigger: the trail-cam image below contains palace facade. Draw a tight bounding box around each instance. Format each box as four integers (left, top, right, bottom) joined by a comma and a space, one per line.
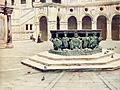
10, 0, 120, 41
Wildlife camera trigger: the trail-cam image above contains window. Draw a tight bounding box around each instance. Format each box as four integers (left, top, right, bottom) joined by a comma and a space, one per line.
21, 0, 26, 4
30, 24, 33, 30
100, 7, 103, 11
116, 7, 120, 11
70, 9, 73, 12
11, 0, 14, 5
26, 24, 28, 30
85, 8, 88, 12
40, 0, 46, 3
52, 0, 61, 3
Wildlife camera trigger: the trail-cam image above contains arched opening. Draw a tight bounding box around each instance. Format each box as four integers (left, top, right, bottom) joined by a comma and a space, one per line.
68, 16, 77, 30
57, 16, 60, 30
39, 16, 48, 41
112, 15, 120, 40
82, 16, 92, 29
97, 15, 107, 40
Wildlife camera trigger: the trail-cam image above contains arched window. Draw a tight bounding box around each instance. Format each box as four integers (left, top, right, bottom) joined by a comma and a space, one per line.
97, 15, 107, 40
112, 15, 120, 40
82, 16, 92, 29
52, 0, 61, 3
68, 16, 77, 30
39, 16, 48, 41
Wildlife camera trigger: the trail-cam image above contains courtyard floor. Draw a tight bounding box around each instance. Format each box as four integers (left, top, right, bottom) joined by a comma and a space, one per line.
0, 40, 120, 90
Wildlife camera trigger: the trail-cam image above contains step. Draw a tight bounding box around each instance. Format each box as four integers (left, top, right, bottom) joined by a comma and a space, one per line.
21, 50, 120, 71
29, 53, 120, 66
21, 58, 120, 71
21, 59, 45, 70
37, 50, 114, 60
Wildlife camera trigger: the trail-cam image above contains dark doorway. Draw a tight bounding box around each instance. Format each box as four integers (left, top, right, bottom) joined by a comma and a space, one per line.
82, 16, 92, 29
40, 0, 46, 3
52, 0, 61, 3
112, 15, 120, 40
11, 0, 14, 5
39, 16, 48, 41
57, 16, 60, 30
97, 15, 107, 40
68, 16, 77, 30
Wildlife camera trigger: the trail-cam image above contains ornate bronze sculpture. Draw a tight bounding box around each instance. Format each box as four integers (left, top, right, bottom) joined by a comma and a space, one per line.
49, 30, 102, 56
62, 33, 69, 49
69, 33, 82, 50
51, 33, 62, 50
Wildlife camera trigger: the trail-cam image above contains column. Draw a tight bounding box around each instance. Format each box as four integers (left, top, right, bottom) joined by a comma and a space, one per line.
47, 21, 51, 41
77, 21, 82, 30
106, 20, 112, 40
34, 22, 39, 41
27, 0, 32, 7
0, 14, 7, 47
6, 14, 14, 47
46, 0, 52, 3
92, 20, 96, 30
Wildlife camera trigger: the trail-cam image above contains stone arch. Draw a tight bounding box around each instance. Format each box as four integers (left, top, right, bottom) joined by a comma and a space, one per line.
81, 14, 93, 21
82, 16, 92, 29
68, 16, 77, 30
97, 15, 107, 40
39, 16, 48, 41
111, 15, 120, 40
95, 13, 109, 21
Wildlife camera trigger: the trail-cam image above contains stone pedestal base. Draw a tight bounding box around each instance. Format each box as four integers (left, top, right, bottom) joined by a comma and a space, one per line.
0, 42, 13, 48
6, 43, 14, 48
0, 40, 7, 49
21, 49, 120, 71
0, 43, 6, 48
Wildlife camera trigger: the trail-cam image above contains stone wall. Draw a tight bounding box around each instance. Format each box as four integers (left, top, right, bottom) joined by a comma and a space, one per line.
11, 0, 120, 41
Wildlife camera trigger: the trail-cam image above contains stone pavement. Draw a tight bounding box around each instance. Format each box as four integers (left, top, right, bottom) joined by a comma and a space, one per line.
0, 40, 120, 90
